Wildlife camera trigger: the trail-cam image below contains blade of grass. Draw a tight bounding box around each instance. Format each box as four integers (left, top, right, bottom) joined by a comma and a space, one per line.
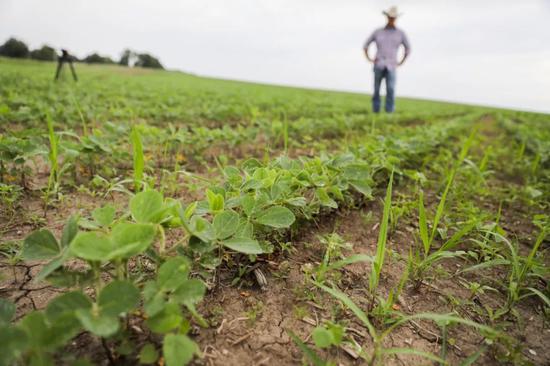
387, 313, 496, 338
524, 287, 550, 307
418, 190, 429, 254
325, 254, 373, 272
429, 130, 476, 245
370, 170, 394, 294
439, 221, 477, 252
520, 229, 547, 280
458, 346, 487, 366
429, 170, 454, 244
46, 111, 58, 195
131, 127, 144, 192
460, 258, 510, 273
314, 282, 376, 338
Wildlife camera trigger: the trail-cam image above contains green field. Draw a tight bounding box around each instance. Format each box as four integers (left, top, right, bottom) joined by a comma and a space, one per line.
1, 57, 549, 366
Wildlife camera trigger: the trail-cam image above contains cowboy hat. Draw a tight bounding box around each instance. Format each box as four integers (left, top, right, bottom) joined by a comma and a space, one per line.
383, 6, 401, 18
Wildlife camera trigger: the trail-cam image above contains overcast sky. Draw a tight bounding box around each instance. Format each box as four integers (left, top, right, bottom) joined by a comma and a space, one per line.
2, 0, 550, 113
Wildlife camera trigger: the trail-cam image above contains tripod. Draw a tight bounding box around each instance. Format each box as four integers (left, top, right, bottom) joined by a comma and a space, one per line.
54, 49, 78, 81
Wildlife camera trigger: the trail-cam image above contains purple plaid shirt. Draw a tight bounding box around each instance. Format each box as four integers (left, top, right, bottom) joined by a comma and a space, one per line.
364, 26, 410, 70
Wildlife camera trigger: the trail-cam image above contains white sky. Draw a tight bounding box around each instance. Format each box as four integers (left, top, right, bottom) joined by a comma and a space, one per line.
2, 0, 550, 113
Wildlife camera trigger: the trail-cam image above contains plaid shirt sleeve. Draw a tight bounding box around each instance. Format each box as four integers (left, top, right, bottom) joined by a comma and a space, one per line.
364, 30, 377, 50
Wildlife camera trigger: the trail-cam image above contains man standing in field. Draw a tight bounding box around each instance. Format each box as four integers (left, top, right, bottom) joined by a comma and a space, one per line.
364, 6, 410, 113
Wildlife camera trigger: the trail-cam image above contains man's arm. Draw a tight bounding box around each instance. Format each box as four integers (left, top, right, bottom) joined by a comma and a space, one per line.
363, 31, 376, 63
398, 31, 411, 66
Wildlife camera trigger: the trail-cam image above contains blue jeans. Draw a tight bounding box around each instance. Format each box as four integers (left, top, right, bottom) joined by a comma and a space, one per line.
372, 66, 396, 113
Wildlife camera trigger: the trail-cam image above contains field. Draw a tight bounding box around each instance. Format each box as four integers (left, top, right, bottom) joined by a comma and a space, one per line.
0, 57, 549, 366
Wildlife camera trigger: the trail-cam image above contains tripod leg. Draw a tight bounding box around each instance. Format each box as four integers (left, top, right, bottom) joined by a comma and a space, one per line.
54, 61, 63, 81
69, 61, 78, 81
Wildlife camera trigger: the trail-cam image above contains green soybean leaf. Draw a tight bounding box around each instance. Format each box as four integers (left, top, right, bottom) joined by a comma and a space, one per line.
183, 201, 198, 220
60, 216, 79, 248
285, 197, 307, 207
157, 257, 191, 291
139, 343, 159, 364
0, 298, 15, 325
172, 279, 206, 306
0, 326, 28, 365
222, 237, 264, 254
99, 280, 140, 317
22, 230, 60, 260
46, 268, 95, 288
70, 232, 113, 261
92, 205, 116, 227
35, 249, 71, 282
312, 327, 332, 348
350, 180, 373, 198
45, 291, 92, 322
110, 223, 156, 259
255, 206, 295, 228
213, 210, 239, 239
342, 164, 371, 181
75, 309, 119, 337
206, 189, 224, 213
235, 221, 254, 238
144, 292, 166, 318
45, 293, 91, 339
189, 216, 216, 242
163, 334, 198, 366
316, 188, 338, 209
240, 194, 256, 216
50, 312, 86, 347
146, 303, 182, 333
188, 235, 215, 254
18, 312, 53, 348
131, 190, 163, 223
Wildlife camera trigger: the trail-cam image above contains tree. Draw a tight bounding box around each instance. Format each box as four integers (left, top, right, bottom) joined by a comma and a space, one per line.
0, 38, 29, 58
119, 49, 134, 66
30, 45, 56, 61
83, 53, 115, 64
135, 53, 163, 69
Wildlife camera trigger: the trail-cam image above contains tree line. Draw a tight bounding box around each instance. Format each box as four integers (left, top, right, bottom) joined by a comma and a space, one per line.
0, 37, 163, 69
